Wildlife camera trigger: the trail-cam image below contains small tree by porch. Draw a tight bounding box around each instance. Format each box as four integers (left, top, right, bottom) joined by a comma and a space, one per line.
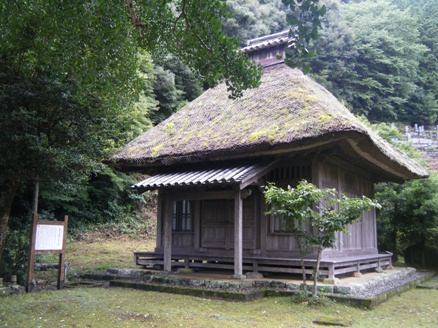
264, 180, 380, 298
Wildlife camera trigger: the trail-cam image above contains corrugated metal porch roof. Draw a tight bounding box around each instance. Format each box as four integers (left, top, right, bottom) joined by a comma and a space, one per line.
132, 159, 277, 191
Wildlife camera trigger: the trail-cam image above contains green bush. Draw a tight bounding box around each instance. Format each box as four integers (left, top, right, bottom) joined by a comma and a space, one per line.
0, 227, 29, 285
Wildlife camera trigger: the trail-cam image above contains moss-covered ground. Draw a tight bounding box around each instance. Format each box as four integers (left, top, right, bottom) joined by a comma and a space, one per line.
1, 234, 437, 327
1, 286, 437, 327
65, 234, 155, 275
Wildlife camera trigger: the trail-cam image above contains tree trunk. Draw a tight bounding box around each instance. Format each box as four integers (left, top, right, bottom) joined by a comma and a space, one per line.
391, 204, 398, 262
391, 229, 398, 262
32, 179, 39, 215
296, 234, 307, 289
312, 248, 322, 298
420, 238, 426, 268
0, 176, 20, 265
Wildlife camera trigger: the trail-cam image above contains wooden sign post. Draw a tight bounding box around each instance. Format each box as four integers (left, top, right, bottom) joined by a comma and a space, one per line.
26, 214, 68, 292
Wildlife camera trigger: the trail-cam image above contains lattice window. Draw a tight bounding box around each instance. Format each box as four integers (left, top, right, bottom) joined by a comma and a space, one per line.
172, 200, 194, 232
272, 215, 306, 233
267, 164, 311, 233
273, 216, 289, 232
267, 165, 311, 182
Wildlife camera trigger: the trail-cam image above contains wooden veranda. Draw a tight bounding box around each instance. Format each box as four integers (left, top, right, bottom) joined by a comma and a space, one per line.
134, 251, 393, 280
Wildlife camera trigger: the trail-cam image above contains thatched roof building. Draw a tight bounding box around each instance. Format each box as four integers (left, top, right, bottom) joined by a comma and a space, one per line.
108, 32, 428, 279
109, 62, 427, 183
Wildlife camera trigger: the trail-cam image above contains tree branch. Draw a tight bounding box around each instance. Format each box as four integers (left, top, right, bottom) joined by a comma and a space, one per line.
126, 0, 147, 37
173, 0, 186, 28
173, 0, 212, 52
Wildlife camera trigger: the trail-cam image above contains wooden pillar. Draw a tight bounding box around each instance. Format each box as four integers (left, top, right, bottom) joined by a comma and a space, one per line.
156, 190, 163, 250
233, 189, 245, 279
163, 193, 173, 273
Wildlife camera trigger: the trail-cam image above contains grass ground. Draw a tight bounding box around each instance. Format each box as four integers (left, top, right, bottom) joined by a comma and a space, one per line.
1, 233, 437, 327
65, 234, 155, 275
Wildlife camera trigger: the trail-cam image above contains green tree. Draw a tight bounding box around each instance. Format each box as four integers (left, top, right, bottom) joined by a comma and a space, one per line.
0, 0, 140, 263
282, 0, 327, 74
223, 0, 289, 44
308, 0, 357, 102
264, 182, 312, 289
369, 122, 438, 267
396, 0, 438, 124
146, 54, 203, 124
376, 175, 438, 267
0, 0, 325, 264
343, 0, 428, 122
309, 0, 431, 124
151, 66, 185, 124
0, 0, 256, 263
158, 55, 203, 103
264, 180, 378, 298
112, 51, 157, 145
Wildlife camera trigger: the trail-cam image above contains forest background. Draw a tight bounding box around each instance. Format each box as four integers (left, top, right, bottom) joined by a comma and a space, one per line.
1, 0, 437, 282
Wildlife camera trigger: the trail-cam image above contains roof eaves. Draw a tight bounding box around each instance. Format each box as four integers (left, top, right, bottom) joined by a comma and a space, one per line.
131, 159, 276, 192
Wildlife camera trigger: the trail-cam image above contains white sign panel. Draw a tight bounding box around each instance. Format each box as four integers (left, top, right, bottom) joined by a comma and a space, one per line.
35, 225, 64, 251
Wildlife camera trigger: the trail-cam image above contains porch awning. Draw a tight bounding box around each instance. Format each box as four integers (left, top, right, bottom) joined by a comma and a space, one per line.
132, 159, 278, 191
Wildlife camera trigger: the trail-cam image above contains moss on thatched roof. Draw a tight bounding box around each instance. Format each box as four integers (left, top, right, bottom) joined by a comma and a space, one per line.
108, 64, 427, 182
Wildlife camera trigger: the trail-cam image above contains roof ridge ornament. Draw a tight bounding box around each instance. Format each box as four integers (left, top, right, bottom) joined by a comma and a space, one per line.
241, 31, 290, 66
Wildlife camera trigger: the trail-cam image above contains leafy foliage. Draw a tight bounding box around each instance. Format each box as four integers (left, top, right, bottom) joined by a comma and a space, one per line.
1, 0, 328, 269
157, 55, 203, 102
306, 0, 356, 102
223, 0, 289, 44
0, 0, 142, 252
282, 0, 327, 74
133, 0, 263, 98
152, 66, 185, 124
0, 0, 260, 263
264, 180, 379, 297
140, 54, 204, 124
376, 175, 438, 267
344, 0, 427, 122
0, 227, 30, 285
6, 169, 148, 233
308, 0, 436, 124
402, 0, 438, 124
366, 121, 438, 267
112, 51, 157, 144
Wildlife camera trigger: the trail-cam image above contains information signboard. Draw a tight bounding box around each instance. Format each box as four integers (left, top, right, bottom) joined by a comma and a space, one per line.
35, 225, 64, 251
26, 214, 68, 292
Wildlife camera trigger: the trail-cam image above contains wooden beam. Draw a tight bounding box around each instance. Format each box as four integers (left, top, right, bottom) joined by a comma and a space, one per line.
239, 160, 280, 190
173, 190, 234, 201
163, 194, 173, 273
233, 190, 245, 278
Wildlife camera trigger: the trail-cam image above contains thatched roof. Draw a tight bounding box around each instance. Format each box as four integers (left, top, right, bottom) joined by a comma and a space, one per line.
108, 63, 428, 182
